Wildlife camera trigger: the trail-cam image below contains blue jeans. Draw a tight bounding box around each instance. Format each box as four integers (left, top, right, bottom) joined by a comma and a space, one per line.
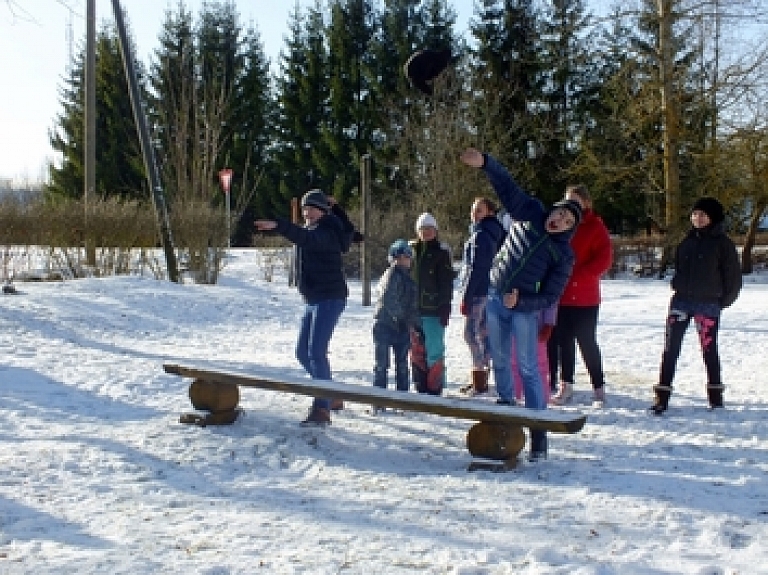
486, 292, 547, 452
296, 299, 346, 410
373, 323, 410, 391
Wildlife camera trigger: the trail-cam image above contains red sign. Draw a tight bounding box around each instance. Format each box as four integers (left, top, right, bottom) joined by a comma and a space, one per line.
218, 168, 233, 194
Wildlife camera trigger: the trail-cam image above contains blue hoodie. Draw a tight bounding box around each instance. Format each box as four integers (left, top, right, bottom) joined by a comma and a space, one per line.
459, 215, 506, 307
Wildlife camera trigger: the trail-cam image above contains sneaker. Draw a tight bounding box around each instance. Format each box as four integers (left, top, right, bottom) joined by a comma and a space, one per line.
496, 398, 515, 406
592, 387, 606, 408
300, 408, 331, 427
550, 382, 573, 405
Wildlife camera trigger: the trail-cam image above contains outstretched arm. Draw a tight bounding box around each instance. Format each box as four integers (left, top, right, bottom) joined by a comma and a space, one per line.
254, 220, 277, 231
460, 148, 543, 222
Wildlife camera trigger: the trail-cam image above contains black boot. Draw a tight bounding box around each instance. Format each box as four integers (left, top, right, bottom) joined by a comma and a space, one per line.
649, 385, 672, 415
528, 430, 548, 461
707, 384, 724, 409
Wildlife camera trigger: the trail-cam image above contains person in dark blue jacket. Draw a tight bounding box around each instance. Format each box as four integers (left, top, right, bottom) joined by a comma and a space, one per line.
254, 190, 354, 426
460, 148, 580, 461
458, 197, 505, 395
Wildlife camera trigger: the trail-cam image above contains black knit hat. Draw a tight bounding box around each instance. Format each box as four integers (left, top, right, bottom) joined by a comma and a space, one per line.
552, 199, 583, 228
301, 189, 330, 212
692, 196, 724, 225
403, 48, 453, 96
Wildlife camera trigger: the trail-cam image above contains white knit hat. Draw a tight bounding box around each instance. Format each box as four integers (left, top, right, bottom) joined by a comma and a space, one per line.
415, 212, 438, 231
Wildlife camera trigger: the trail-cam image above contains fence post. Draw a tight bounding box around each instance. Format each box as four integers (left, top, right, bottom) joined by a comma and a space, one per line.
361, 155, 372, 306
288, 197, 299, 287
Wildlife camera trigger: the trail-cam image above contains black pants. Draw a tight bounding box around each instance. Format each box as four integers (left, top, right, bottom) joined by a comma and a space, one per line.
659, 308, 721, 387
548, 305, 605, 390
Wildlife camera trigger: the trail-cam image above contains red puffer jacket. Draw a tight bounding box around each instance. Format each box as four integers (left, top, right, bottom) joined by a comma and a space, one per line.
559, 209, 612, 307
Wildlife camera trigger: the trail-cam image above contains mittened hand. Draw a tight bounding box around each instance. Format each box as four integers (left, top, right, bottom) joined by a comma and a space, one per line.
459, 301, 468, 316
538, 325, 553, 342
438, 305, 451, 327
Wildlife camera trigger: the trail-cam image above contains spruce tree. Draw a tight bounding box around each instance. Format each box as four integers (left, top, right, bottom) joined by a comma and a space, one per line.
273, 1, 329, 214
48, 25, 146, 201
320, 0, 379, 203
469, 0, 544, 189
535, 0, 598, 203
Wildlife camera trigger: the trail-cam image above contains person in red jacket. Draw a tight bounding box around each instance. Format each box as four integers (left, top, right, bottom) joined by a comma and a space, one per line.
549, 185, 613, 407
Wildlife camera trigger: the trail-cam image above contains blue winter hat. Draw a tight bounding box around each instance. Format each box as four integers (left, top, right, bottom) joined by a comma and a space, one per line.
388, 239, 413, 262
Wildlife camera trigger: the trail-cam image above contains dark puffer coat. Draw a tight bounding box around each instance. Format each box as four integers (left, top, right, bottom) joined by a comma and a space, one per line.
671, 222, 742, 309
481, 155, 575, 313
409, 238, 454, 316
274, 205, 353, 304
459, 215, 506, 307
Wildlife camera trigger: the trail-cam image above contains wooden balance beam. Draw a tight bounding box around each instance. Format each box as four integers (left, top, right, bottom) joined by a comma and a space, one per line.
164, 363, 587, 470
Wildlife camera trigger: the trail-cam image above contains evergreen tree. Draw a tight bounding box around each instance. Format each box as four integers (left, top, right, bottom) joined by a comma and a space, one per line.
48, 25, 146, 201
469, 0, 544, 189
149, 4, 196, 201
535, 0, 598, 203
229, 26, 276, 239
149, 1, 275, 245
319, 0, 379, 203
273, 1, 329, 214
574, 7, 657, 233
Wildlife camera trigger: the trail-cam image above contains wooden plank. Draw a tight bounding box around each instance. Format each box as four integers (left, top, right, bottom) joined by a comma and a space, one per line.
164, 363, 587, 434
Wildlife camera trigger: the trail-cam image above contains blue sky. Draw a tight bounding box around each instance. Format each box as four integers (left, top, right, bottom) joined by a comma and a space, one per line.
0, 0, 612, 183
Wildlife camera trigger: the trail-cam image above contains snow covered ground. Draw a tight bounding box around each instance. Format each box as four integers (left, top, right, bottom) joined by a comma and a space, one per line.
1, 249, 767, 574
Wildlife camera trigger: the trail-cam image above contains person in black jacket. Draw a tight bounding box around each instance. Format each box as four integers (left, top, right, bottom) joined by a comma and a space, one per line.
409, 212, 454, 395
254, 190, 355, 426
650, 197, 742, 414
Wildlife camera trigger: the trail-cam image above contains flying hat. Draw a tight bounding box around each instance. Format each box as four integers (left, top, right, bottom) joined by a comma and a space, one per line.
403, 48, 453, 96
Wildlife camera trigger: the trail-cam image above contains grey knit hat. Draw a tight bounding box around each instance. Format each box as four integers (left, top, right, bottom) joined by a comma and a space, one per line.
301, 189, 330, 212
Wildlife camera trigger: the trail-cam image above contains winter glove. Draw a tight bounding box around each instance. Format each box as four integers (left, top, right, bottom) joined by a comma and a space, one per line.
459, 301, 468, 317
538, 325, 554, 342
438, 304, 451, 327
352, 230, 364, 243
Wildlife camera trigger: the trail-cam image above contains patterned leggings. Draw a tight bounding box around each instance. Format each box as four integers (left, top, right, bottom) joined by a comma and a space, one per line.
463, 296, 490, 370
659, 308, 721, 387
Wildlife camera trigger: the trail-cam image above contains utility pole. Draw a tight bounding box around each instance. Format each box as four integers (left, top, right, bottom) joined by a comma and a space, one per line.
657, 0, 681, 231
111, 0, 179, 282
84, 0, 96, 265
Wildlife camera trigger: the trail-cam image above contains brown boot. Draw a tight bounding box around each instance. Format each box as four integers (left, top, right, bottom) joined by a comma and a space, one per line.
471, 368, 489, 394
425, 360, 444, 395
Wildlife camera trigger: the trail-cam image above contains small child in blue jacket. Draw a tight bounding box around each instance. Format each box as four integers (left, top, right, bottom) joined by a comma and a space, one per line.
372, 240, 420, 394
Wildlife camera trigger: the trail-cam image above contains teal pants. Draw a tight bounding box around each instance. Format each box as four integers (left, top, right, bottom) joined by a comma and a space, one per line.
420, 315, 447, 388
